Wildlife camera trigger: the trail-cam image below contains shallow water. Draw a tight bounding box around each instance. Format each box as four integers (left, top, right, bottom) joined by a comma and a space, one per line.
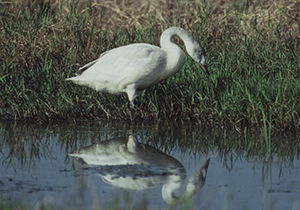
0, 122, 299, 210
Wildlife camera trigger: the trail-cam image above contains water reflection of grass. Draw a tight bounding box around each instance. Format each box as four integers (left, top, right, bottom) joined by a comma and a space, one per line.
0, 121, 299, 209
1, 122, 299, 166
0, 1, 299, 129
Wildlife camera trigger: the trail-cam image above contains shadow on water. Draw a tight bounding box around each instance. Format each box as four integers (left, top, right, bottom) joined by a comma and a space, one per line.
0, 121, 300, 209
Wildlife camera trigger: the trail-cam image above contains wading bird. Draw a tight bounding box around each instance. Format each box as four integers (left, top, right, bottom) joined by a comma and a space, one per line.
66, 27, 209, 109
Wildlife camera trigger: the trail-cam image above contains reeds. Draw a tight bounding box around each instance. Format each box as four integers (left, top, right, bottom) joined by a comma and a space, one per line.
0, 0, 299, 129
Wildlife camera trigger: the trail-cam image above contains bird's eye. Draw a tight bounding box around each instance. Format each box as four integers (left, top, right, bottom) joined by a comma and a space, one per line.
195, 48, 203, 55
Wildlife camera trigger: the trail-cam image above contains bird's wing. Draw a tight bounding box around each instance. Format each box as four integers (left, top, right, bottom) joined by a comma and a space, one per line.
74, 50, 112, 76
80, 44, 166, 80
75, 59, 98, 76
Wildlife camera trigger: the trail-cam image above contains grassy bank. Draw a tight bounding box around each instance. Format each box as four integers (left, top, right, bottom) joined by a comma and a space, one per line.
0, 0, 300, 129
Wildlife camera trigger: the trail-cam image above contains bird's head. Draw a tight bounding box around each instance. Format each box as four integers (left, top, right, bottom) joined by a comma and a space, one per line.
187, 42, 209, 75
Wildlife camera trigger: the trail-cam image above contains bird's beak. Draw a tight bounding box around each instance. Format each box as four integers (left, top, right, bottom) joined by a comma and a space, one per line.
199, 62, 209, 76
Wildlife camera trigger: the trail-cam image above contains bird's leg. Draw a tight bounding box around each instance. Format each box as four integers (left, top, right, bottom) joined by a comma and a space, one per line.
130, 100, 135, 109
126, 85, 137, 120
126, 85, 137, 109
128, 103, 135, 121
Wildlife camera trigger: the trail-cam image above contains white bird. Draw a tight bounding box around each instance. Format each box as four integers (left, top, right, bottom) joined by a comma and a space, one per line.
66, 27, 209, 109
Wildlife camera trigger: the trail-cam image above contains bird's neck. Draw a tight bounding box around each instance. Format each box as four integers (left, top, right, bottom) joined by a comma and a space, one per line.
159, 27, 194, 77
160, 27, 194, 50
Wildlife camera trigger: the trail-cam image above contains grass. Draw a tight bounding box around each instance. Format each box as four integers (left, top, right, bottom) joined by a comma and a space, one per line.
0, 0, 300, 129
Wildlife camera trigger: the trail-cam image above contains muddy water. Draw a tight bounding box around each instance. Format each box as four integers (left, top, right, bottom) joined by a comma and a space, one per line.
0, 122, 299, 209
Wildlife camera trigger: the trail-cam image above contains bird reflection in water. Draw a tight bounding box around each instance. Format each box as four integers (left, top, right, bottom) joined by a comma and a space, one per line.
69, 133, 210, 206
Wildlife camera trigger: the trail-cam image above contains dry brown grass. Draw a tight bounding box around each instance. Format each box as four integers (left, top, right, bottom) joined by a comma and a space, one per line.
1, 0, 299, 38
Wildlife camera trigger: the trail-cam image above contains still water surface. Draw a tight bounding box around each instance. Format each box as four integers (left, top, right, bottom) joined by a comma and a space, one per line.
0, 122, 299, 209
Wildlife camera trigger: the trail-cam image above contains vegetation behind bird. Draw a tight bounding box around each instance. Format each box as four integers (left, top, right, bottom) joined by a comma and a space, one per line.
0, 0, 299, 130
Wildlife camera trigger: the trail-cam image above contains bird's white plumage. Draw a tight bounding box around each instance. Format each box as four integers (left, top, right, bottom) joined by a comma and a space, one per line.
66, 27, 208, 108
